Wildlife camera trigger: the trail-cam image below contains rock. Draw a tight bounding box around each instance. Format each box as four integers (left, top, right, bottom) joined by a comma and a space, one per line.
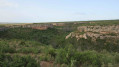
66, 25, 119, 40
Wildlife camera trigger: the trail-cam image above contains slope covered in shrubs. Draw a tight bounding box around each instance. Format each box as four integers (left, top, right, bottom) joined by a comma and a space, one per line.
0, 22, 119, 67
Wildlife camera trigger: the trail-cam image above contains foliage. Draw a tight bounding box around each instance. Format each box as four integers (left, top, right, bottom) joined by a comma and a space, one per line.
1, 20, 119, 67
0, 53, 40, 67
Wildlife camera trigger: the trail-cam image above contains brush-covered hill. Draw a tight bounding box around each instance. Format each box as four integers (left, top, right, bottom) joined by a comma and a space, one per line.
0, 20, 119, 67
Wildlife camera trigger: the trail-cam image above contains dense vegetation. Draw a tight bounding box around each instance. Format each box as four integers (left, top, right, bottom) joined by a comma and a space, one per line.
0, 20, 119, 67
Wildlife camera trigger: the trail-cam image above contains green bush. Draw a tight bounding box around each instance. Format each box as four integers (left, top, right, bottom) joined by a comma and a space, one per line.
55, 48, 68, 64
0, 53, 40, 67
0, 43, 16, 53
72, 51, 102, 67
39, 55, 51, 61
18, 47, 40, 54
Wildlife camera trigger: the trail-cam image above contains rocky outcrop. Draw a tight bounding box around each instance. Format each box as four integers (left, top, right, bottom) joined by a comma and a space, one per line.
77, 25, 119, 33
66, 25, 119, 40
0, 23, 54, 31
22, 24, 53, 29
52, 23, 65, 26
65, 32, 88, 40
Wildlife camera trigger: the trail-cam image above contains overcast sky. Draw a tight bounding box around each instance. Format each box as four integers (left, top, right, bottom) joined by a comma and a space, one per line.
0, 0, 119, 23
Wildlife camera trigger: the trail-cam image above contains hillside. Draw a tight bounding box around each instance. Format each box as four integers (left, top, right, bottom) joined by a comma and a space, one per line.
0, 20, 119, 67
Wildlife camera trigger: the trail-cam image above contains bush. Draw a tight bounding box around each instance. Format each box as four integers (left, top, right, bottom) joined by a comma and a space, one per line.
48, 48, 56, 59
39, 55, 51, 61
0, 43, 16, 53
73, 51, 102, 67
0, 53, 40, 67
55, 48, 68, 64
18, 47, 40, 54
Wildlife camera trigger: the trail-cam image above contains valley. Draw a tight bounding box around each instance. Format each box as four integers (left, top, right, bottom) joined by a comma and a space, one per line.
0, 20, 119, 67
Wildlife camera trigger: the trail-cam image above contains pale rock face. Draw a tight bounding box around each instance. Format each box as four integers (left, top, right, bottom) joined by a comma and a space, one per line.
0, 23, 54, 31
66, 25, 119, 40
65, 33, 72, 39
52, 23, 65, 26
65, 32, 87, 40
77, 25, 119, 34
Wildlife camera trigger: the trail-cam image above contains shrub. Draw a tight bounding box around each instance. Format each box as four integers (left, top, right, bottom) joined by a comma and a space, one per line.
18, 47, 40, 54
48, 48, 56, 58
73, 51, 102, 67
0, 53, 40, 67
0, 43, 16, 53
55, 48, 68, 64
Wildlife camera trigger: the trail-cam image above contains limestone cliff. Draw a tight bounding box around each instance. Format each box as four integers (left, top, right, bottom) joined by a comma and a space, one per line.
66, 25, 119, 40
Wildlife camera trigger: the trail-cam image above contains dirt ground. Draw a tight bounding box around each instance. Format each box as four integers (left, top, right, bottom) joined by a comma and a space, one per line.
40, 61, 60, 67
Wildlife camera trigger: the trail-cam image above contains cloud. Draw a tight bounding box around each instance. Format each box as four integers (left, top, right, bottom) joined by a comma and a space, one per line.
0, 0, 18, 8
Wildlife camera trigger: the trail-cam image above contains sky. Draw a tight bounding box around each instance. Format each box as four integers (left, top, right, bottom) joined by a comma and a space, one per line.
0, 0, 119, 23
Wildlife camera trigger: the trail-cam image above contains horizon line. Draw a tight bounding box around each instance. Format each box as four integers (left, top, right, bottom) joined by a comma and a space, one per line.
0, 19, 119, 24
